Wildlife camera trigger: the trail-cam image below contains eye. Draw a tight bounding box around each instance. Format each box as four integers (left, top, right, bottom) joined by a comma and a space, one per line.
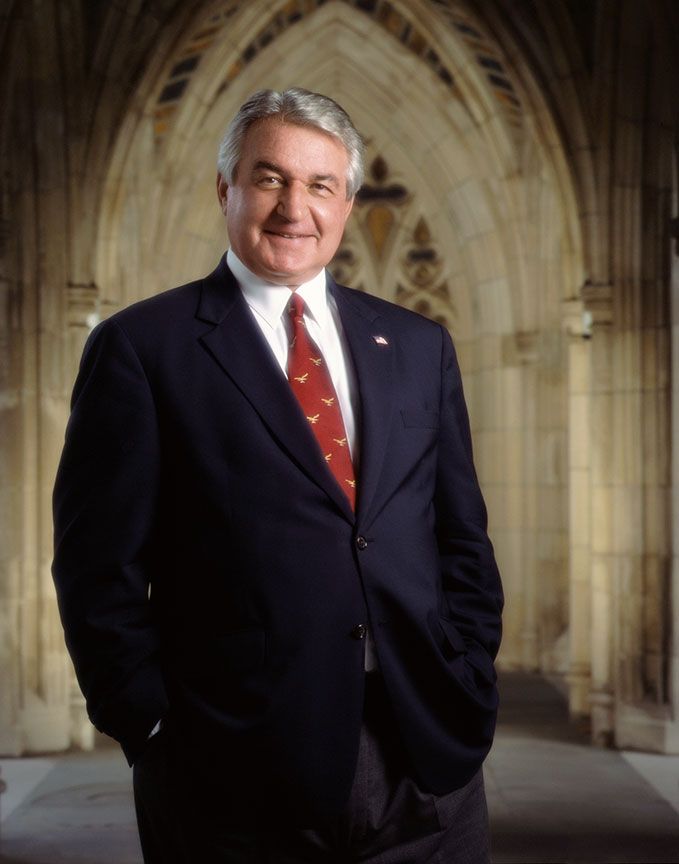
310, 183, 332, 195
256, 175, 283, 188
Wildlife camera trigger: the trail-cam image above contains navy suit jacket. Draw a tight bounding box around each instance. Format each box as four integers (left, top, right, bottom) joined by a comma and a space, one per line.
52, 256, 502, 820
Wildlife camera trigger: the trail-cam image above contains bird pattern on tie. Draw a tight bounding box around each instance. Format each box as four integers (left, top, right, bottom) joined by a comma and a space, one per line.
287, 292, 356, 510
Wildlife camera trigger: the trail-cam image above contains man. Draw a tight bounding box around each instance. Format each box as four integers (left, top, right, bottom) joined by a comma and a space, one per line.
52, 88, 503, 863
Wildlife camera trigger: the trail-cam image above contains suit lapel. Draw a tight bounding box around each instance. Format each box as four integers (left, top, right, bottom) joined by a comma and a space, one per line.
197, 259, 354, 520
330, 278, 395, 525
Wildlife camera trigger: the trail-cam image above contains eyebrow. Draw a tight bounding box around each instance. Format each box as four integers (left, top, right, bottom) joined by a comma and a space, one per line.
252, 159, 284, 175
252, 160, 340, 187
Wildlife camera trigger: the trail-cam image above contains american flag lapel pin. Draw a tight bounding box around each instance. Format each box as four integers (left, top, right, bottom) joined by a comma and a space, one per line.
373, 335, 389, 346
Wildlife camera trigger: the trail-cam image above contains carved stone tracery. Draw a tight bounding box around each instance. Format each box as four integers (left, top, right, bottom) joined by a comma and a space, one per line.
331, 155, 455, 329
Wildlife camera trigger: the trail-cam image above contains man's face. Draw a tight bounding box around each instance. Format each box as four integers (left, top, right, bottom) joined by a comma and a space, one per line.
217, 118, 354, 286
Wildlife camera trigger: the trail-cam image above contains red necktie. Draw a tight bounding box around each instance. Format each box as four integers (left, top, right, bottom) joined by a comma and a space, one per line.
287, 292, 356, 510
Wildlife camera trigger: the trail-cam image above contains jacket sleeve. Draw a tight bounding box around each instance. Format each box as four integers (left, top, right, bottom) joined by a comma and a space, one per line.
52, 318, 168, 764
435, 325, 503, 676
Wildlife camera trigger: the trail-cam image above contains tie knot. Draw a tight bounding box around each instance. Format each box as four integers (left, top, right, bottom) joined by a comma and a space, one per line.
288, 292, 305, 320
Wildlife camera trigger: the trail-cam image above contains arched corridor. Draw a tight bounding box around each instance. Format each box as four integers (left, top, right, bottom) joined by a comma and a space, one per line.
1, 0, 679, 856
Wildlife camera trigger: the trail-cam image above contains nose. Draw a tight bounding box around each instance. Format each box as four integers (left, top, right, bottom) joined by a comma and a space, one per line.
276, 181, 306, 221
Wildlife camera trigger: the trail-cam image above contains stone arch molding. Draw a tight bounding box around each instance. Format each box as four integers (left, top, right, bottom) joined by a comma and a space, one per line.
84, 0, 583, 750
95, 0, 577, 326
96, 0, 578, 660
4, 0, 677, 762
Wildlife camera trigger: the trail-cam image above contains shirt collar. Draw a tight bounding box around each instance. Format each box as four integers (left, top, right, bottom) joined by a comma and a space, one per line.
227, 249, 329, 330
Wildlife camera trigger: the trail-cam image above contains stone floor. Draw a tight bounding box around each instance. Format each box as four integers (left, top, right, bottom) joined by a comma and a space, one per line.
1, 672, 678, 863
485, 674, 679, 863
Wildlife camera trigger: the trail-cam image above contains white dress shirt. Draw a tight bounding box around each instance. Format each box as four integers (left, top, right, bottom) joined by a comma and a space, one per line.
227, 249, 377, 672
227, 249, 359, 461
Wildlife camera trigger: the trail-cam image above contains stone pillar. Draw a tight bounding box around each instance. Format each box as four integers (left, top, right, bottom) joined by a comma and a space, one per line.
671, 202, 679, 748
563, 297, 592, 716
583, 283, 615, 745
0, 188, 24, 755
514, 333, 539, 671
62, 283, 101, 751
474, 331, 539, 671
0, 1, 82, 755
611, 167, 678, 753
533, 326, 570, 675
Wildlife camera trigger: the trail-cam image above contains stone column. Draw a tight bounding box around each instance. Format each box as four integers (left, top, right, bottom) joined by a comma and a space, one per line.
0, 183, 24, 755
562, 297, 592, 716
62, 283, 101, 751
515, 333, 539, 671
583, 283, 615, 745
474, 330, 539, 671
0, 0, 83, 755
533, 326, 570, 676
671, 205, 679, 749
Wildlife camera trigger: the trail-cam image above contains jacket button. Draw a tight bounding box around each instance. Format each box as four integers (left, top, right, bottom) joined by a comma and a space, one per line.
356, 536, 368, 550
351, 624, 367, 640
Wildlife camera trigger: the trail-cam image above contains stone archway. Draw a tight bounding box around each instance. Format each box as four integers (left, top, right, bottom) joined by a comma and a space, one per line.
7, 0, 677, 758
0, 0, 585, 756
91, 0, 581, 705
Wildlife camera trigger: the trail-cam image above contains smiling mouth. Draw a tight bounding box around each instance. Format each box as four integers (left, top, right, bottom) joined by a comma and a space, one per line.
265, 230, 312, 240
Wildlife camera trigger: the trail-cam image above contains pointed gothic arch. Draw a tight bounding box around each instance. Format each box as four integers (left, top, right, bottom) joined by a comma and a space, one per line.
91, 0, 582, 702
5, 0, 677, 758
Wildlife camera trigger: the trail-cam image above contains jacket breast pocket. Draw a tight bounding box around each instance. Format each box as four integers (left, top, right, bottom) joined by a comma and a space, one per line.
401, 408, 440, 429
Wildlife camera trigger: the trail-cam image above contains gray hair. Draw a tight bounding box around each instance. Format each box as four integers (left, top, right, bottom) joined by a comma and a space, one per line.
217, 87, 364, 199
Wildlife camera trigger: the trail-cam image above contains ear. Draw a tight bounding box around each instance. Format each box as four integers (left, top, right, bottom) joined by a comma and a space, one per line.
216, 173, 228, 214
343, 195, 355, 222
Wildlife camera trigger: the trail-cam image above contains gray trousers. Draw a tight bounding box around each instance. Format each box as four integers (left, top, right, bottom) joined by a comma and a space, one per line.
133, 676, 490, 863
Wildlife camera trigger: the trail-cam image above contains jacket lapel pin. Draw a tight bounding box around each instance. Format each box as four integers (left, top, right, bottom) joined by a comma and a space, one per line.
372, 335, 389, 346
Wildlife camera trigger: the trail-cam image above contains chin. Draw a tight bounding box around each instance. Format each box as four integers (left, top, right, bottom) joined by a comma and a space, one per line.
265, 260, 315, 284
